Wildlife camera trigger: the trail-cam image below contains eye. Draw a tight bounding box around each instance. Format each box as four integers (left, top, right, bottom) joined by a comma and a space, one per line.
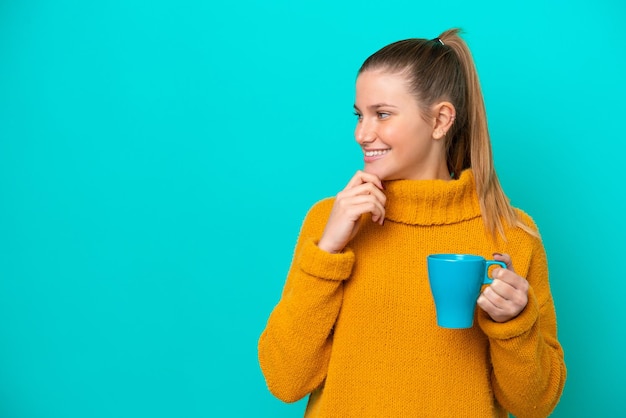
353, 111, 363, 121
377, 112, 390, 119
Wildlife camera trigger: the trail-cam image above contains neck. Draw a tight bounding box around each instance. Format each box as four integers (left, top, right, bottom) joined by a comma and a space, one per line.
382, 169, 482, 226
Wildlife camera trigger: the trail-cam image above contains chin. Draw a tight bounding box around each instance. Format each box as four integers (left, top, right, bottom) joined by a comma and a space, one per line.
363, 166, 384, 179
364, 167, 397, 181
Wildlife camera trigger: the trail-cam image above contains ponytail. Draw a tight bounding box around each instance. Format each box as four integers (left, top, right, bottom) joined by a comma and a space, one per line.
438, 29, 536, 239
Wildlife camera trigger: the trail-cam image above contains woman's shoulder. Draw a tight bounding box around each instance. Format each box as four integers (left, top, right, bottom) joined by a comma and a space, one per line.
304, 197, 335, 220
514, 207, 539, 232
296, 197, 335, 238
508, 207, 544, 246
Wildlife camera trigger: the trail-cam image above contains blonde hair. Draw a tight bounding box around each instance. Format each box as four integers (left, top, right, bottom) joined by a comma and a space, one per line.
358, 28, 536, 240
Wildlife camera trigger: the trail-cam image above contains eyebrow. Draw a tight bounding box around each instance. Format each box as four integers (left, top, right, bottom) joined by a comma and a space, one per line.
353, 103, 399, 111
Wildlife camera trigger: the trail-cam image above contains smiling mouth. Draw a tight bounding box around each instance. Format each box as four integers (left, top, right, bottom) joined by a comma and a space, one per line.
364, 149, 390, 157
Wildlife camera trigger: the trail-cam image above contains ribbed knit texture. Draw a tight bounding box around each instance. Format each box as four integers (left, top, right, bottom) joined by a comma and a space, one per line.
259, 169, 566, 418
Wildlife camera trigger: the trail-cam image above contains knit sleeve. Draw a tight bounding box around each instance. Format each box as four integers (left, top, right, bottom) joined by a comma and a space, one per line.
258, 199, 355, 403
477, 220, 566, 418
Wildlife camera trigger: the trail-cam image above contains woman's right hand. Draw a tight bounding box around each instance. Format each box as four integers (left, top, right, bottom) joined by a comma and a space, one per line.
318, 170, 386, 254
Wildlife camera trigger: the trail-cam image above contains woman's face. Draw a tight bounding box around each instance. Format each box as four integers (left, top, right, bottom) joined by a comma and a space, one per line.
354, 70, 449, 181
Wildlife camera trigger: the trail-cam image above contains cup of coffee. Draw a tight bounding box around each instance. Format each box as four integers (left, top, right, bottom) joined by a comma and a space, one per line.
427, 254, 506, 329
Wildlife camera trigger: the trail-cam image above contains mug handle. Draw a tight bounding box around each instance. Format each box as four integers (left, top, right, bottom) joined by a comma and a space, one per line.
483, 261, 507, 284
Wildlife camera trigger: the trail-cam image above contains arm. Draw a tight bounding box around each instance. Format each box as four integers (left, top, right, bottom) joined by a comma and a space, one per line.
478, 236, 566, 418
258, 199, 355, 403
258, 171, 385, 402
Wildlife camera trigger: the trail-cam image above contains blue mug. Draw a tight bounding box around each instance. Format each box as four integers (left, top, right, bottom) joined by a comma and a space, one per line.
427, 254, 506, 329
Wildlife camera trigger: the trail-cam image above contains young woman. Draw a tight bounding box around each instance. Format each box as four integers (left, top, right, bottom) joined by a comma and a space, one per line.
258, 29, 566, 417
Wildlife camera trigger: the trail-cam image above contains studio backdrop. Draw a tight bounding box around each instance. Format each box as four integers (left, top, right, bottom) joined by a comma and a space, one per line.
1, 0, 624, 417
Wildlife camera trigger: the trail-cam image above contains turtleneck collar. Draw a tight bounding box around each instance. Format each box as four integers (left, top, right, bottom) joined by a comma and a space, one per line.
383, 169, 482, 226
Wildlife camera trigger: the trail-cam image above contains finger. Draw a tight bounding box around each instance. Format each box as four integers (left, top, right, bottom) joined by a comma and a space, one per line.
337, 200, 385, 226
345, 170, 384, 191
481, 281, 528, 317
490, 267, 529, 293
352, 198, 386, 224
337, 194, 386, 222
480, 284, 520, 312
477, 287, 506, 311
371, 201, 386, 224
493, 252, 516, 273
339, 182, 387, 207
488, 278, 519, 301
477, 290, 518, 323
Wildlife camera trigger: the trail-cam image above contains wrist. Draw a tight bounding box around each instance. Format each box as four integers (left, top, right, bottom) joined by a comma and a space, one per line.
317, 237, 343, 254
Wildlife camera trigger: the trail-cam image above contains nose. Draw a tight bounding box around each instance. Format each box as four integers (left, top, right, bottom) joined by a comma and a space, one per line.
355, 118, 376, 145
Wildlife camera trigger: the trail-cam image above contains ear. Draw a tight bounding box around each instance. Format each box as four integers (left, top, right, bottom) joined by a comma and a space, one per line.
431, 102, 456, 140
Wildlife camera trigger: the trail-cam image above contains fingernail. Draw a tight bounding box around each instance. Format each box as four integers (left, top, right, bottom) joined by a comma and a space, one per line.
493, 252, 503, 257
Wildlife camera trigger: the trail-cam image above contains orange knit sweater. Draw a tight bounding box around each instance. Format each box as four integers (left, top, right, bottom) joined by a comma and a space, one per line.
259, 169, 566, 417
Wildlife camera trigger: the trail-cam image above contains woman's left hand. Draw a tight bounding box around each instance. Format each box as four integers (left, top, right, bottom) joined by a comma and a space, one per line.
477, 253, 529, 323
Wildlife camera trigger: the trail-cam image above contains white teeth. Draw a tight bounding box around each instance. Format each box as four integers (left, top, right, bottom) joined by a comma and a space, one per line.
365, 149, 390, 157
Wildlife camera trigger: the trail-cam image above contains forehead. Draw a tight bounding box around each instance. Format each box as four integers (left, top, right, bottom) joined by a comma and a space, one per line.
355, 70, 414, 104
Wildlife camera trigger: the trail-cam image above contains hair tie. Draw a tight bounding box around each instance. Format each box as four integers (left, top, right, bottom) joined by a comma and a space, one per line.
433, 37, 444, 46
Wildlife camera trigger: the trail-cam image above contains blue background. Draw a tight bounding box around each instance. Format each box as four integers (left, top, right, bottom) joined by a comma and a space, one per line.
1, 0, 624, 416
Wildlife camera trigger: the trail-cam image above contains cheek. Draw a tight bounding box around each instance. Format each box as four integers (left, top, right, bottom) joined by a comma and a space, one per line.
402, 121, 432, 145
379, 123, 400, 143
384, 124, 411, 148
